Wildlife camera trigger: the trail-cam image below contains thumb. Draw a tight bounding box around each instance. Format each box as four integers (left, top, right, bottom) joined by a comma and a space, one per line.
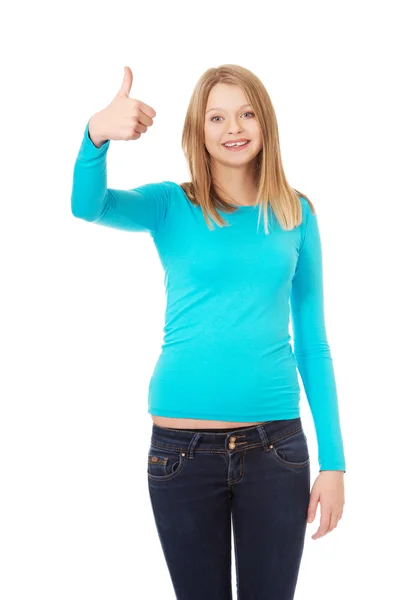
117, 66, 133, 97
307, 489, 319, 523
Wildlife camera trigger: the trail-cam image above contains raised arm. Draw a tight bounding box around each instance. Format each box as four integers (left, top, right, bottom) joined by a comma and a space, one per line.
70, 66, 170, 237
290, 198, 346, 473
70, 118, 170, 237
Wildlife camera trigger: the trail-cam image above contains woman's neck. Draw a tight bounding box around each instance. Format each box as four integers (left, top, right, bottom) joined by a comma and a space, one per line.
212, 167, 258, 207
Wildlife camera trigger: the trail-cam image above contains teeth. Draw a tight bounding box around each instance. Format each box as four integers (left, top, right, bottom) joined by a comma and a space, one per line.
224, 140, 248, 147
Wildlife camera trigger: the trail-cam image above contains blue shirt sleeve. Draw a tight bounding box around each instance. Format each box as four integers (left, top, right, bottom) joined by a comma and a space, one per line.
290, 199, 346, 472
70, 120, 170, 237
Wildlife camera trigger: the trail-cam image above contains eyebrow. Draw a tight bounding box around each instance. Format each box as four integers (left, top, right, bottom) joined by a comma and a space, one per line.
205, 103, 252, 114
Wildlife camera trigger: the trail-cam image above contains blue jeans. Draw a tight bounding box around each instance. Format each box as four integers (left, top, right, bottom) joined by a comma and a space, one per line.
147, 418, 310, 600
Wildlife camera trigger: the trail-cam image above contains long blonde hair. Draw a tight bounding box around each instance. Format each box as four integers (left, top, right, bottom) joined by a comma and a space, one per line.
180, 64, 315, 234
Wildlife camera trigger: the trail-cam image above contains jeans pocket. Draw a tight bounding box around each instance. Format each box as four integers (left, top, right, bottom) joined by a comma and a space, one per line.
147, 445, 186, 481
268, 427, 310, 469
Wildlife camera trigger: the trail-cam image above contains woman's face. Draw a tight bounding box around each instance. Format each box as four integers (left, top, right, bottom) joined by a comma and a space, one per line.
204, 83, 263, 168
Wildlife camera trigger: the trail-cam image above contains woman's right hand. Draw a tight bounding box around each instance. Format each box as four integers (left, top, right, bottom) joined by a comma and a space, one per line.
88, 66, 156, 144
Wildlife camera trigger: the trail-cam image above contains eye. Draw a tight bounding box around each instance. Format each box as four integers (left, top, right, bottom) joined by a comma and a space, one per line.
210, 111, 255, 122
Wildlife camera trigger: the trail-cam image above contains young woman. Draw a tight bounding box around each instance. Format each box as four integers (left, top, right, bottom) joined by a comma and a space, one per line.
71, 63, 346, 600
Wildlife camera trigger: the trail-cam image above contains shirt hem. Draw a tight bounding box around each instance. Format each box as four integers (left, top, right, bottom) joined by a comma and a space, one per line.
148, 406, 301, 421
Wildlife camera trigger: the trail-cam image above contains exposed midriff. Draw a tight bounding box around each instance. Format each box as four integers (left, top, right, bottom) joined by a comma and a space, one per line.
151, 415, 265, 429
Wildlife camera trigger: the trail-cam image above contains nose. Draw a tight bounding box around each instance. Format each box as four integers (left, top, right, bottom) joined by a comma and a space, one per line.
227, 117, 243, 135
228, 125, 243, 135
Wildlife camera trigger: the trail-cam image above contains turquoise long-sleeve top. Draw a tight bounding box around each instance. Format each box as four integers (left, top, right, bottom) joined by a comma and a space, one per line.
71, 120, 346, 472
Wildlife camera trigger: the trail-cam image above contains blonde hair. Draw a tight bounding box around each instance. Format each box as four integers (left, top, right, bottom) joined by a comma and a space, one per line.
180, 64, 315, 234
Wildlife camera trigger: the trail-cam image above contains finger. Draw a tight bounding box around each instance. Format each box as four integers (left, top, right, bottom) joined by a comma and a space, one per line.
312, 509, 331, 539
326, 512, 338, 533
307, 490, 319, 523
117, 66, 133, 97
138, 108, 155, 128
133, 122, 148, 135
328, 508, 343, 532
139, 101, 156, 119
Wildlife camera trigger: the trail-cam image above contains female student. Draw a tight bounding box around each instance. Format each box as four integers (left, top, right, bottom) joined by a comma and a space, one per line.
71, 63, 346, 600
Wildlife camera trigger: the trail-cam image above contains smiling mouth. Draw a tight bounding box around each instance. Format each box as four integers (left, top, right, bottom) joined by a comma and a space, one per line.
222, 139, 250, 146
221, 140, 251, 151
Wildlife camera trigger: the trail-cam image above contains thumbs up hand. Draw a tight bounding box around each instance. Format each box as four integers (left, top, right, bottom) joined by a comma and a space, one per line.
88, 66, 157, 145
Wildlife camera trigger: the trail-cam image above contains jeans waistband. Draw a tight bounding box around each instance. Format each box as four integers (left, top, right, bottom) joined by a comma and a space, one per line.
150, 418, 304, 458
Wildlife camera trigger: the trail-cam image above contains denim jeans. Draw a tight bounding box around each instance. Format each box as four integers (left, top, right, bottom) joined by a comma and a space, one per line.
147, 417, 310, 600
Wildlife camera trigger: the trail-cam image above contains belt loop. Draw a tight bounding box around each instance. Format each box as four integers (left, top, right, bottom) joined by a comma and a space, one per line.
256, 424, 270, 450
187, 432, 202, 459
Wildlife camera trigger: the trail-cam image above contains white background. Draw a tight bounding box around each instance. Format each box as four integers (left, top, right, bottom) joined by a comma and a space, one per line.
1, 0, 399, 598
